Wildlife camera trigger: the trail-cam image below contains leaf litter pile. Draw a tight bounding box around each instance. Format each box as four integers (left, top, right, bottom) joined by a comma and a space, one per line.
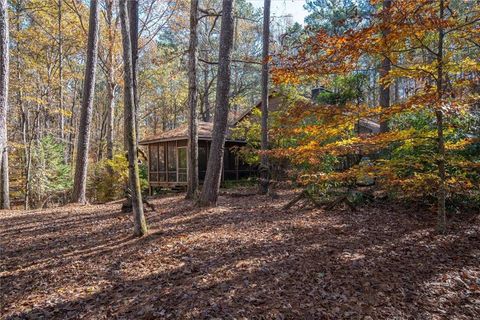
1, 189, 479, 319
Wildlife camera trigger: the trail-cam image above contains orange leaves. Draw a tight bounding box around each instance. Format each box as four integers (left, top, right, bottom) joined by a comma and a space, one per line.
273, 0, 478, 88
269, 0, 480, 203
272, 27, 371, 83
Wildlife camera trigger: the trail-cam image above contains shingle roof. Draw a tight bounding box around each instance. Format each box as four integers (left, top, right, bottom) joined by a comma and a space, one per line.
358, 119, 380, 133
139, 121, 238, 145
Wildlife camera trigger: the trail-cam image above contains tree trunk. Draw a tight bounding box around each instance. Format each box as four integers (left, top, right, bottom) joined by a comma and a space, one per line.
106, 0, 116, 160
119, 0, 147, 236
436, 0, 447, 232
96, 107, 108, 161
259, 0, 271, 195
203, 66, 211, 122
128, 0, 139, 144
15, 1, 28, 209
186, 0, 199, 199
58, 0, 65, 149
379, 0, 391, 133
67, 79, 79, 163
201, 19, 211, 122
0, 0, 10, 209
106, 83, 116, 160
198, 0, 234, 206
72, 0, 100, 204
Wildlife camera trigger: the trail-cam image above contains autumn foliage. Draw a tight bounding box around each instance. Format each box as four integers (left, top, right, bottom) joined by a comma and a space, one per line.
271, 0, 480, 209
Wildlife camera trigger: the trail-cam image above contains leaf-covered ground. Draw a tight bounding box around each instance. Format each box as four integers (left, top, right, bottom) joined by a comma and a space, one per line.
1, 190, 479, 319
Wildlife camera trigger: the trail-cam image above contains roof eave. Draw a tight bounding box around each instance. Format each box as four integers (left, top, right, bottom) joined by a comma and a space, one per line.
139, 136, 246, 145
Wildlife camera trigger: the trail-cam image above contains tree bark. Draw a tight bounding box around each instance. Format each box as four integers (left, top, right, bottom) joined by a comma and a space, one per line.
198, 0, 234, 206
67, 80, 79, 163
128, 0, 139, 144
259, 0, 271, 195
201, 19, 211, 122
203, 66, 211, 122
436, 0, 447, 232
0, 0, 10, 209
15, 1, 28, 209
106, 83, 116, 160
58, 0, 65, 148
119, 0, 147, 236
106, 0, 117, 160
379, 0, 391, 133
72, 0, 100, 204
186, 0, 199, 199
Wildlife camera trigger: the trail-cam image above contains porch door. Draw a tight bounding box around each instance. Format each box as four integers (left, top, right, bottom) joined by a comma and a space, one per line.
177, 147, 187, 182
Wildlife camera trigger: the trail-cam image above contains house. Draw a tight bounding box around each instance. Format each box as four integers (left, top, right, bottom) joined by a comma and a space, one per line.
139, 121, 254, 191
140, 91, 381, 191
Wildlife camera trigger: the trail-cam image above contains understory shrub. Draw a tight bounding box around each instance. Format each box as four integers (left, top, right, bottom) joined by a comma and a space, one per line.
89, 154, 149, 203
29, 135, 72, 208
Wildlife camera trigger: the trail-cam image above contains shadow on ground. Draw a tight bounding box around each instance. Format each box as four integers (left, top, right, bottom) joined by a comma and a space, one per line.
1, 191, 479, 319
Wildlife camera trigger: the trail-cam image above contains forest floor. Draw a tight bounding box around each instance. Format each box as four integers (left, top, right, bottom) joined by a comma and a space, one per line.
1, 188, 479, 320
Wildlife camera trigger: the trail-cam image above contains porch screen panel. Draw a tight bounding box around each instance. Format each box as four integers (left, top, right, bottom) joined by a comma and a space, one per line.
167, 142, 177, 182
158, 144, 166, 181
198, 146, 207, 181
223, 147, 237, 180
178, 147, 187, 182
149, 145, 159, 182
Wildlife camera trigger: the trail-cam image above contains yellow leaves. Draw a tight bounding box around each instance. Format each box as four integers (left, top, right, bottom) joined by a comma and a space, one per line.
445, 138, 477, 151
24, 95, 48, 106
455, 57, 480, 73
270, 0, 480, 202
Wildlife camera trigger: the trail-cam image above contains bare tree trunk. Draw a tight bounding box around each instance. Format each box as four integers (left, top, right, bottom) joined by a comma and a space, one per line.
106, 84, 116, 159
67, 79, 78, 163
186, 0, 199, 199
201, 19, 211, 122
231, 16, 239, 118
203, 66, 211, 122
379, 0, 391, 133
119, 0, 147, 236
15, 1, 29, 209
0, 0, 10, 209
72, 0, 100, 204
106, 0, 116, 160
436, 0, 447, 232
24, 132, 32, 209
58, 0, 65, 148
128, 0, 139, 144
198, 0, 234, 207
259, 0, 270, 195
97, 107, 108, 161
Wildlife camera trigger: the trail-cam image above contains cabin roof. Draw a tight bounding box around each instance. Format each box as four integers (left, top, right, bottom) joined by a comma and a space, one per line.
358, 118, 380, 133
139, 121, 240, 145
141, 93, 283, 145
231, 93, 279, 126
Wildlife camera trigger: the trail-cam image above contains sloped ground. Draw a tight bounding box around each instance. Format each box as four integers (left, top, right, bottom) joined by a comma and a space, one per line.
1, 190, 479, 319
